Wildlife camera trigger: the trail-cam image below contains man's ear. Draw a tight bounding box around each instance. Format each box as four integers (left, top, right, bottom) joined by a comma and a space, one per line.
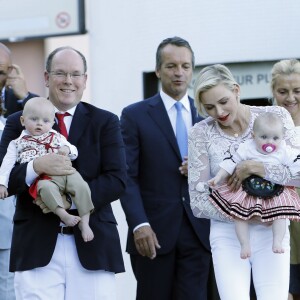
155, 68, 160, 79
44, 71, 50, 87
20, 115, 24, 126
7, 65, 13, 74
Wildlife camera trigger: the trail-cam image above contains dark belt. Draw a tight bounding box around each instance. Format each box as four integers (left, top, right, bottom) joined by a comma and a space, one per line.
58, 226, 74, 235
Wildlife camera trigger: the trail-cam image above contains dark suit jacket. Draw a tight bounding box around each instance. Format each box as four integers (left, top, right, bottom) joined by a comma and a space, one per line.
120, 94, 210, 255
0, 102, 127, 273
4, 87, 37, 117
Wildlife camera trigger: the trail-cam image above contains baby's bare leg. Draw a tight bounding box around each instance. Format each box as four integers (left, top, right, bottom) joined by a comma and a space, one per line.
272, 219, 286, 254
55, 207, 81, 226
235, 219, 251, 259
78, 213, 94, 242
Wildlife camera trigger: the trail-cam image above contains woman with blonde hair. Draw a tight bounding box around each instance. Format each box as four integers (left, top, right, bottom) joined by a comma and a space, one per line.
271, 58, 300, 300
188, 63, 300, 300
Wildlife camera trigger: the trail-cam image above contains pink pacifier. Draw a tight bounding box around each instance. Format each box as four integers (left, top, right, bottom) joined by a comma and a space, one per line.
262, 143, 276, 153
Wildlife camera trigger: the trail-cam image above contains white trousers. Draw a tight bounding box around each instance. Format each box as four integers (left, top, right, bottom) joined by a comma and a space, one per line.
0, 248, 15, 300
210, 220, 290, 300
14, 234, 116, 300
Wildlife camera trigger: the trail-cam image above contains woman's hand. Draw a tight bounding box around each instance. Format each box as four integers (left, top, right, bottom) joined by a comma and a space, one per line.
227, 160, 266, 191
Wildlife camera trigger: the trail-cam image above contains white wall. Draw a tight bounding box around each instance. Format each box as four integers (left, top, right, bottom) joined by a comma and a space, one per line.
88, 0, 300, 114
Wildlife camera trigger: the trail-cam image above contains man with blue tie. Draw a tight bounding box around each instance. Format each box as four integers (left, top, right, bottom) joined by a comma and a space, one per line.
120, 37, 212, 300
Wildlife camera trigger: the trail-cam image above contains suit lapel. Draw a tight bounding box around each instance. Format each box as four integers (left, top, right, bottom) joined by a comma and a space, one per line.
147, 95, 182, 159
53, 118, 59, 132
4, 88, 16, 112
68, 103, 90, 146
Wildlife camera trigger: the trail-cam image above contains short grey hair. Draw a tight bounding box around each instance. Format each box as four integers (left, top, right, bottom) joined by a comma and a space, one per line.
46, 46, 87, 73
155, 36, 195, 71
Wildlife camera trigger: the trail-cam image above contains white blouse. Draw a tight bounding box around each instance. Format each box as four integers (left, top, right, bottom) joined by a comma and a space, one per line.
188, 105, 300, 222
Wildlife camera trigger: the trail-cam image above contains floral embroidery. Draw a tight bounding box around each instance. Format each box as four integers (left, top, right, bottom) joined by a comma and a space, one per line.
16, 132, 61, 164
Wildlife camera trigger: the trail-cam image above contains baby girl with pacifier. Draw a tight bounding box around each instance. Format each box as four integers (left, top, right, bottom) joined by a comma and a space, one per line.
208, 112, 300, 259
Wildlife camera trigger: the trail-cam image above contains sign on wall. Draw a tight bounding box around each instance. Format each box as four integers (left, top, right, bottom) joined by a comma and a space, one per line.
191, 62, 277, 100
0, 0, 86, 42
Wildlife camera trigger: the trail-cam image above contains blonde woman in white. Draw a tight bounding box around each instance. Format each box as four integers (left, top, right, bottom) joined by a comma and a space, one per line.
188, 64, 300, 300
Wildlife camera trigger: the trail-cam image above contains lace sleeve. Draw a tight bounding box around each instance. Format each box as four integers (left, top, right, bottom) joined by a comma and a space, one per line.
188, 122, 232, 222
264, 106, 300, 186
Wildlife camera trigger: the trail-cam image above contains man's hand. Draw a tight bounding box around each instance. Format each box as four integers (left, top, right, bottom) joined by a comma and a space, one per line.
0, 185, 8, 199
58, 145, 70, 156
6, 64, 29, 99
179, 156, 188, 177
34, 197, 51, 214
34, 194, 71, 214
33, 153, 76, 176
134, 225, 161, 259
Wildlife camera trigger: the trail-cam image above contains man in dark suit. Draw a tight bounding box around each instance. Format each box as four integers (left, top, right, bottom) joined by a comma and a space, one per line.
0, 46, 127, 299
0, 42, 38, 300
120, 37, 212, 300
0, 43, 37, 117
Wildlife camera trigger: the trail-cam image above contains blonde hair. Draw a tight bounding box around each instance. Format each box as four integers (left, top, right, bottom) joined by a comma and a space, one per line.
271, 59, 300, 95
253, 112, 284, 134
23, 97, 55, 118
193, 64, 239, 117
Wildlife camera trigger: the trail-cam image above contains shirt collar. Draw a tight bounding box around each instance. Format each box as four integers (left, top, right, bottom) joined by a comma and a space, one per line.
160, 90, 190, 112
1, 87, 5, 99
55, 105, 77, 116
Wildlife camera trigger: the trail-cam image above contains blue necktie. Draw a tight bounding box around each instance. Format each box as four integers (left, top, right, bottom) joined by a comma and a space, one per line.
175, 102, 188, 158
